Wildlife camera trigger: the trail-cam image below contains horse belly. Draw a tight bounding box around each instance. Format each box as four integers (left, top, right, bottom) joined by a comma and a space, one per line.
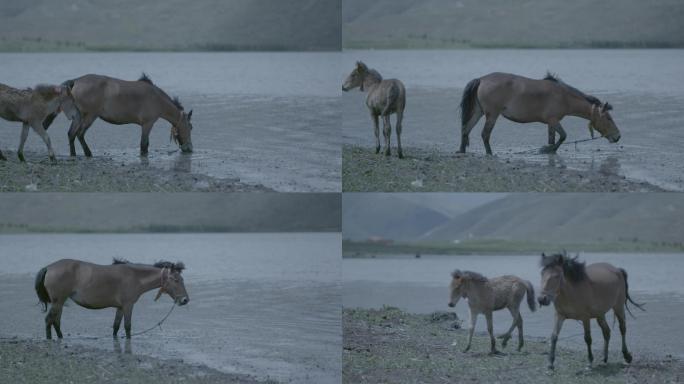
0, 105, 23, 122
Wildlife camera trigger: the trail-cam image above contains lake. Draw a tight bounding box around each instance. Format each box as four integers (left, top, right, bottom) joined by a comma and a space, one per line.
0, 233, 341, 384
344, 253, 684, 358
0, 52, 341, 192
342, 49, 684, 191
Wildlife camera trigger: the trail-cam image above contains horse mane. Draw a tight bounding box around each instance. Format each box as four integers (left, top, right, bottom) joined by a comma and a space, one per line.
367, 68, 383, 83
154, 260, 185, 273
138, 73, 153, 85
171, 96, 184, 111
540, 251, 587, 282
543, 72, 601, 106
451, 269, 488, 283
112, 258, 129, 265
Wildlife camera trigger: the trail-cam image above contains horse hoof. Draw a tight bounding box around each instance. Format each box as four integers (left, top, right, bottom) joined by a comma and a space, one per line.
375, 147, 381, 154
547, 364, 555, 371
398, 152, 404, 159
489, 350, 505, 356
624, 353, 633, 363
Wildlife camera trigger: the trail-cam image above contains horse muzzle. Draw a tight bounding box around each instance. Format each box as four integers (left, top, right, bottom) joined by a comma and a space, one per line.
178, 296, 189, 306
342, 85, 349, 92
537, 295, 551, 306
607, 134, 621, 143
448, 302, 455, 308
180, 143, 193, 153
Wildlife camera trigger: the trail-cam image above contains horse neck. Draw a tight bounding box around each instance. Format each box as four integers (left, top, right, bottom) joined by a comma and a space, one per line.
363, 72, 382, 91
565, 94, 594, 121
158, 94, 182, 126
130, 266, 163, 294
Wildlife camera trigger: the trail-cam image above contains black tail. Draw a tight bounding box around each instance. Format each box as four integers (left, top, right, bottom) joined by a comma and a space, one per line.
525, 280, 537, 312
42, 111, 59, 130
460, 78, 480, 129
620, 268, 645, 318
35, 267, 50, 312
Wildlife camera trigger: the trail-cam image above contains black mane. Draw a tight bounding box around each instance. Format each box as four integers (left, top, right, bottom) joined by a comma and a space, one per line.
154, 260, 185, 273
543, 72, 601, 106
171, 96, 184, 111
540, 251, 587, 282
138, 73, 153, 84
112, 258, 129, 264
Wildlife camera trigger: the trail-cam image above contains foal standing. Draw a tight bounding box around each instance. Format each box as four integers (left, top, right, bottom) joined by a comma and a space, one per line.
448, 270, 536, 354
342, 61, 406, 158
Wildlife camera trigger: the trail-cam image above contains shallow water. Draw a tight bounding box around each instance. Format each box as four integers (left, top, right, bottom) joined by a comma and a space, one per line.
342, 49, 684, 190
343, 253, 684, 358
0, 52, 341, 192
0, 233, 341, 384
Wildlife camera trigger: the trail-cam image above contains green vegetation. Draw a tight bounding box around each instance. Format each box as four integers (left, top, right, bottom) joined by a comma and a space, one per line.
343, 238, 684, 257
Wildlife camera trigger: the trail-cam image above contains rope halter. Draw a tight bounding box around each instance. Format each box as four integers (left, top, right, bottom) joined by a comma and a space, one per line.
154, 267, 169, 302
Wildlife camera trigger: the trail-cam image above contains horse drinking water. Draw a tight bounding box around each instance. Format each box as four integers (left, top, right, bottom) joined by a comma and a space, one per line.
448, 270, 536, 354
342, 61, 406, 158
459, 72, 621, 155
35, 258, 189, 339
538, 252, 644, 369
45, 73, 193, 157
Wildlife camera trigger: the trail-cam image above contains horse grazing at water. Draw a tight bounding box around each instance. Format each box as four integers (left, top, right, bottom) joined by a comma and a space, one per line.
44, 73, 193, 157
0, 83, 75, 161
342, 61, 406, 158
448, 270, 536, 354
35, 258, 189, 339
538, 252, 644, 369
459, 72, 621, 155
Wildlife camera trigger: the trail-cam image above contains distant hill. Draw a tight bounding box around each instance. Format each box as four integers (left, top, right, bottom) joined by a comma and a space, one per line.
343, 0, 684, 48
0, 193, 340, 233
424, 193, 684, 244
0, 0, 341, 51
342, 193, 450, 241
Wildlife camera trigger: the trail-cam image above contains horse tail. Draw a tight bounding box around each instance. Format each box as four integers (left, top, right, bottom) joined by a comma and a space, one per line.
35, 267, 51, 312
460, 78, 480, 129
42, 111, 59, 130
620, 268, 645, 318
524, 280, 537, 312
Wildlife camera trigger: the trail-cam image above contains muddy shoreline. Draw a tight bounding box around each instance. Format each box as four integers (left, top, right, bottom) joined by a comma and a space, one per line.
0, 153, 271, 192
343, 307, 683, 384
0, 338, 275, 384
342, 145, 665, 192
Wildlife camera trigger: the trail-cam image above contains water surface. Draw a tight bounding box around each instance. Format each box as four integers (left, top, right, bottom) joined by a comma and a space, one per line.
342, 49, 684, 190
0, 52, 341, 191
0, 233, 341, 384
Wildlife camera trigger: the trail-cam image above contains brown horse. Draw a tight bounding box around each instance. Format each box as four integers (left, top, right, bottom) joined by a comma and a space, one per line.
343, 61, 406, 158
0, 83, 74, 161
35, 258, 189, 339
448, 270, 536, 354
45, 73, 193, 157
538, 252, 644, 369
459, 72, 621, 155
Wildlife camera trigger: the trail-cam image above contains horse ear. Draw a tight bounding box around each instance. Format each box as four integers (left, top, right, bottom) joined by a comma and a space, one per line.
602, 102, 612, 112
187, 109, 193, 121
356, 61, 367, 72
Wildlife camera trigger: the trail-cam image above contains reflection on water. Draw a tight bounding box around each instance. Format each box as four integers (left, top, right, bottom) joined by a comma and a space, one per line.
113, 338, 132, 355
343, 49, 684, 190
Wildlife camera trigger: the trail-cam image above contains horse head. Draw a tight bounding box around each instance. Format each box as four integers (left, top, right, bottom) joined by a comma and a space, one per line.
589, 102, 621, 143
342, 61, 369, 92
154, 261, 189, 306
171, 108, 193, 153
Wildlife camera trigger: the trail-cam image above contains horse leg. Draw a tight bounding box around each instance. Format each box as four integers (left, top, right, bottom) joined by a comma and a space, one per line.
459, 104, 482, 153
113, 308, 123, 337
140, 122, 154, 156
74, 115, 96, 157
44, 305, 53, 340
0, 148, 5, 161
582, 319, 593, 365
123, 304, 134, 338
481, 114, 499, 156
67, 118, 81, 156
499, 306, 517, 348
382, 115, 391, 156
371, 113, 380, 154
547, 125, 556, 145
17, 122, 30, 162
615, 306, 632, 363
29, 120, 56, 161
596, 315, 611, 364
548, 312, 565, 370
541, 121, 567, 154
395, 110, 404, 159
463, 310, 477, 352
485, 311, 500, 355
516, 312, 524, 351
52, 302, 64, 339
